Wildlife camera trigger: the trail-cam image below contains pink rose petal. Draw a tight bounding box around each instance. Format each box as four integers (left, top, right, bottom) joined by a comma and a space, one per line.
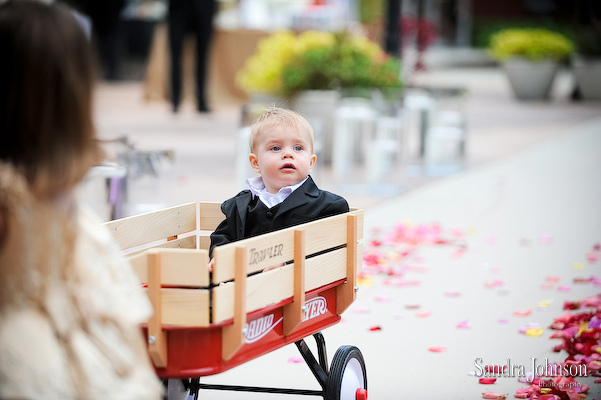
456, 320, 471, 329
557, 285, 571, 292
288, 356, 304, 363
416, 311, 431, 318
428, 346, 447, 353
513, 309, 532, 317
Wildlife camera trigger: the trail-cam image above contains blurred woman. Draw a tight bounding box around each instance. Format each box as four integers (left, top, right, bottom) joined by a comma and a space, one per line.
0, 1, 162, 398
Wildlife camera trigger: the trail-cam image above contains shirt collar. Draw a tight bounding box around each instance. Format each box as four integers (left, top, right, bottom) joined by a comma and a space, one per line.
245, 176, 308, 208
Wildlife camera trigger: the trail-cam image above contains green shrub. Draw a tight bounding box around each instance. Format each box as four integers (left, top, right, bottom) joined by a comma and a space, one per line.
236, 30, 402, 96
488, 28, 573, 62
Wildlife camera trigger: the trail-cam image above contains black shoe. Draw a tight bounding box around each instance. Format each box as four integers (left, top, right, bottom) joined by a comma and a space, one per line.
197, 100, 210, 113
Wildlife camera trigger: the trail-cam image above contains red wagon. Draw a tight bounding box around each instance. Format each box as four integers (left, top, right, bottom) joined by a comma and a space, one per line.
106, 202, 366, 399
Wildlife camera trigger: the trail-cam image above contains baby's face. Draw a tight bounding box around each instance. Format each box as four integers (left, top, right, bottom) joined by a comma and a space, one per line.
249, 125, 316, 194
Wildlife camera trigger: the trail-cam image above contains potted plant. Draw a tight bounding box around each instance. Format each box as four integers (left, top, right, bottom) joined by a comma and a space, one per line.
572, 22, 601, 100
236, 30, 402, 162
488, 28, 573, 100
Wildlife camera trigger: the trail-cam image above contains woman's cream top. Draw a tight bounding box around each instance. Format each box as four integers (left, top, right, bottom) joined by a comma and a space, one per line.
0, 164, 162, 399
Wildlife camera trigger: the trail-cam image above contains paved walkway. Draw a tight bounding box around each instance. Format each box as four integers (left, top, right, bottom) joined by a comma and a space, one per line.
92, 66, 601, 399
92, 66, 601, 215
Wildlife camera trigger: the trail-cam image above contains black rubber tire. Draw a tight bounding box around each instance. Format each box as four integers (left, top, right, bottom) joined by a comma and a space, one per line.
324, 345, 367, 400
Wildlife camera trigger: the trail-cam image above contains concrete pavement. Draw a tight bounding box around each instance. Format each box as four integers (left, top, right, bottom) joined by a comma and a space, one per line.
91, 65, 601, 399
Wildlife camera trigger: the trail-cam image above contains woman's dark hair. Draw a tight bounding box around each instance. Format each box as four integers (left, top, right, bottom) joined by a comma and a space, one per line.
0, 0, 100, 197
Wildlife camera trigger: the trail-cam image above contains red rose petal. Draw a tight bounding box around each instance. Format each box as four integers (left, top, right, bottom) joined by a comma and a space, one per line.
479, 378, 497, 384
369, 326, 382, 331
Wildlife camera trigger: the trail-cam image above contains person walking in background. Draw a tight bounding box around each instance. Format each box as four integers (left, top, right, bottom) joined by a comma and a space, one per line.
0, 1, 162, 398
168, 0, 217, 113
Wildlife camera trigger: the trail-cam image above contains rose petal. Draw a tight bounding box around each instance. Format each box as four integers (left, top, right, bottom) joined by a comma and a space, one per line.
428, 346, 447, 353
557, 285, 571, 292
368, 326, 382, 331
445, 291, 461, 297
479, 378, 497, 384
482, 391, 507, 399
374, 295, 391, 302
416, 311, 431, 318
526, 328, 544, 337
456, 320, 471, 329
513, 309, 532, 317
288, 355, 303, 363
497, 318, 509, 324
546, 276, 560, 283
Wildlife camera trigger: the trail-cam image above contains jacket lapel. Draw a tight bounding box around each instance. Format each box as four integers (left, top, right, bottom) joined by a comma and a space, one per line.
274, 176, 319, 219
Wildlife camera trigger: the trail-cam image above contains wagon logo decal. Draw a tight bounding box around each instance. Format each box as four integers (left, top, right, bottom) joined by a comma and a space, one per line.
302, 296, 328, 322
245, 314, 283, 344
244, 296, 329, 344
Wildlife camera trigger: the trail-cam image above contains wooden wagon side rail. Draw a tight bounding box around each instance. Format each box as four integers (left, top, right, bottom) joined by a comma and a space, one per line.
212, 210, 363, 360
106, 203, 363, 369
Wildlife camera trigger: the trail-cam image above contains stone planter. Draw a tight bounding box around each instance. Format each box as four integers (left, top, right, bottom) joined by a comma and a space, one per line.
290, 90, 340, 164
573, 57, 601, 100
502, 58, 559, 100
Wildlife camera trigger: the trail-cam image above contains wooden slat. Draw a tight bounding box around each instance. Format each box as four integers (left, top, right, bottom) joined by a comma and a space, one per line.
212, 248, 346, 324
160, 289, 210, 326
283, 229, 306, 336
337, 214, 358, 314
212, 212, 352, 284
198, 235, 211, 251
127, 247, 209, 288
349, 208, 364, 240
128, 252, 148, 283
126, 235, 197, 257
147, 251, 167, 367
156, 248, 209, 287
198, 202, 224, 231
222, 246, 247, 361
106, 203, 196, 250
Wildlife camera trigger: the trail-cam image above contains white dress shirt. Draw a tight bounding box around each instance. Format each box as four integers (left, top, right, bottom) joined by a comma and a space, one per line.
245, 176, 308, 209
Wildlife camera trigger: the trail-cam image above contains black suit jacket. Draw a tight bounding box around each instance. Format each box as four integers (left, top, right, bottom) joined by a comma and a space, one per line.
209, 176, 348, 257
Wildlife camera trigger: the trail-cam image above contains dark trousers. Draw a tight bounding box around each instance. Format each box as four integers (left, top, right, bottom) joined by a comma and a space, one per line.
167, 0, 216, 112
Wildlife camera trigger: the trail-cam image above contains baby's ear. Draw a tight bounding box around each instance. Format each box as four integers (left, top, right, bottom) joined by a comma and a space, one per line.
249, 153, 261, 173
309, 153, 317, 169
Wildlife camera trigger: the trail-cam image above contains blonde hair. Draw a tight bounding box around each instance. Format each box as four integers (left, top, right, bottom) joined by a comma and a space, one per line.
249, 106, 314, 153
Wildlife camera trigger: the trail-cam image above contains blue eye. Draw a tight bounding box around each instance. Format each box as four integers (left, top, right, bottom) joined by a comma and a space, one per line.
294, 145, 303, 151
271, 146, 281, 151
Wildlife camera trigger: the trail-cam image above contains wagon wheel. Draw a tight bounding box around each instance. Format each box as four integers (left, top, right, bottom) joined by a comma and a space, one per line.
324, 346, 367, 400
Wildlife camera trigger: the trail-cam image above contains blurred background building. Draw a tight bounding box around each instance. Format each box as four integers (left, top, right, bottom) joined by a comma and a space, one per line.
90, 0, 594, 84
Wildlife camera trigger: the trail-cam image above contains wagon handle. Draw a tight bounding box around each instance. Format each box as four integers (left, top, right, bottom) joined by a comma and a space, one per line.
336, 214, 358, 314
283, 229, 306, 336
222, 246, 247, 361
